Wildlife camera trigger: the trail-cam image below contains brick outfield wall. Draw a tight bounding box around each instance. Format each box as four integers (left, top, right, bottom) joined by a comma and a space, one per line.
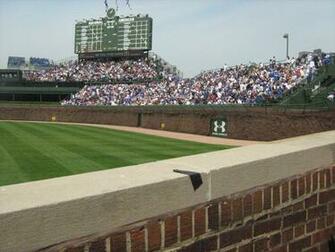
42, 166, 335, 252
140, 109, 335, 141
0, 106, 335, 141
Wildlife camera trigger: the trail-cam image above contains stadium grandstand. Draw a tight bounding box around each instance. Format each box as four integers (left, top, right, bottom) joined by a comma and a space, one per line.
60, 50, 335, 106
1, 50, 334, 105
149, 51, 183, 78
24, 57, 161, 83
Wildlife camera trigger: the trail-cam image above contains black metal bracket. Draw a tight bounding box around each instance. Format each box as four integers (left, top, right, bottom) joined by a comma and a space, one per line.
173, 169, 203, 191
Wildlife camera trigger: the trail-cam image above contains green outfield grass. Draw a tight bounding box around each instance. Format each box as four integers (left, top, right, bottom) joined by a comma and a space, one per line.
0, 122, 231, 186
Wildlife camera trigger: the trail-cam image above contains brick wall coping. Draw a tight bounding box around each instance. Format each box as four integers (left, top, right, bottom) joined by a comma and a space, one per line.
0, 131, 334, 252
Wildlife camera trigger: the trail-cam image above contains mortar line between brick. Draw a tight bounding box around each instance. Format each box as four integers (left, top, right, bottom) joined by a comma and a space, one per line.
160, 221, 165, 250
192, 210, 195, 238
105, 237, 111, 252
177, 215, 181, 243
218, 202, 222, 229
144, 227, 148, 252
84, 244, 90, 252
126, 232, 131, 252
205, 206, 209, 233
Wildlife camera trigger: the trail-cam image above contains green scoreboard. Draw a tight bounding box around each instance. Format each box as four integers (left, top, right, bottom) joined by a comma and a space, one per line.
74, 8, 152, 58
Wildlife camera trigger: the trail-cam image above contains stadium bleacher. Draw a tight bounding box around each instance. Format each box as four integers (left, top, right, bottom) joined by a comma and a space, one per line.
61, 52, 333, 106
24, 58, 161, 83
5, 50, 331, 105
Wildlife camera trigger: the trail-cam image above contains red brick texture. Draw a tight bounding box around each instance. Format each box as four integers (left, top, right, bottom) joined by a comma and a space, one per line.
2, 106, 335, 141
46, 166, 335, 252
147, 221, 161, 251
110, 233, 126, 252
180, 211, 192, 241
130, 228, 145, 252
164, 215, 178, 247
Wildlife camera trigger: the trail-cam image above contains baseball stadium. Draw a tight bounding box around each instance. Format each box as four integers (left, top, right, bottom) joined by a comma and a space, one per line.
0, 1, 335, 252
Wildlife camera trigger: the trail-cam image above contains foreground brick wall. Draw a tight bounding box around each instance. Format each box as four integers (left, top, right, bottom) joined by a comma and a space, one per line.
43, 166, 335, 252
0, 106, 335, 141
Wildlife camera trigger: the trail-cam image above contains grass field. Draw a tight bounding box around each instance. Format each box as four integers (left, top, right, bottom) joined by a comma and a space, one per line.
0, 122, 231, 186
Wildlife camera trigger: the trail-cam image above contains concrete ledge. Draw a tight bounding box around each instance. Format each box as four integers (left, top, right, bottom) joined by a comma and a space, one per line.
0, 165, 209, 252
0, 131, 335, 252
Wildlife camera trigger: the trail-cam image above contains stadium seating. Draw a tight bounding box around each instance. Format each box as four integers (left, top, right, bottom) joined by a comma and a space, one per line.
25, 58, 161, 83
62, 53, 333, 106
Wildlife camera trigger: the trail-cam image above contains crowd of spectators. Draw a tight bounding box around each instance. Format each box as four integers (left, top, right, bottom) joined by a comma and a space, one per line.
25, 58, 159, 82
62, 53, 331, 106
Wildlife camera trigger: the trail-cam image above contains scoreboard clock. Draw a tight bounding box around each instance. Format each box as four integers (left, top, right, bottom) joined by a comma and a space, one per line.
74, 8, 153, 57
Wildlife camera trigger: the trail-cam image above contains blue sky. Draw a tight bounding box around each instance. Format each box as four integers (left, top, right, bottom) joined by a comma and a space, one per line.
0, 0, 334, 77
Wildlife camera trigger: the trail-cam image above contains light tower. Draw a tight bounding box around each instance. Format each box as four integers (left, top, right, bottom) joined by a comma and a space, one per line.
283, 33, 289, 59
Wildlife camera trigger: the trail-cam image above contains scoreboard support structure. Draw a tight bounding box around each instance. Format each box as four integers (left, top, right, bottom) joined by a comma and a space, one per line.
78, 50, 149, 60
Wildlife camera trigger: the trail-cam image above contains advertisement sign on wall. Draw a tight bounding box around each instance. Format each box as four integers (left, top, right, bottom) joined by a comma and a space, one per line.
210, 118, 227, 137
